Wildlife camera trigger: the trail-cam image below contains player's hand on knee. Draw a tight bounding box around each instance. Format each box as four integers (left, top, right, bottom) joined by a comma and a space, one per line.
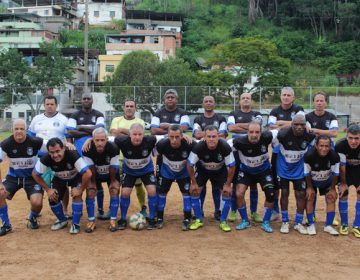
47, 189, 58, 202
0, 185, 7, 199
327, 189, 337, 202
222, 183, 232, 197
190, 183, 200, 196
71, 187, 82, 198
338, 184, 348, 198
306, 188, 315, 201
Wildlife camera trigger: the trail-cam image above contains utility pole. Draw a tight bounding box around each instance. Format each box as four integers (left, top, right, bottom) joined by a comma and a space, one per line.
84, 0, 89, 93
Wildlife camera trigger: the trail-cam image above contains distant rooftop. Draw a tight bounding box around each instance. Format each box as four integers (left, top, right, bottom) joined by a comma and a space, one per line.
125, 9, 183, 22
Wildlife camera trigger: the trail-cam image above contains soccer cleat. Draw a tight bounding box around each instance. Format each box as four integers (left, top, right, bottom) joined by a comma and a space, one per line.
228, 211, 237, 222
270, 211, 280, 222
324, 225, 339, 236
236, 220, 251, 230
117, 219, 127, 230
214, 210, 221, 221
294, 223, 308, 235
156, 218, 164, 229
27, 216, 39, 230
332, 218, 339, 226
0, 223, 12, 236
51, 220, 68, 231
307, 224, 317, 235
189, 219, 204, 230
147, 218, 157, 230
182, 219, 191, 231
219, 221, 231, 232
339, 225, 349, 236
85, 221, 96, 233
280, 222, 290, 234
69, 224, 80, 234
352, 227, 360, 238
97, 210, 110, 221
140, 205, 148, 218
109, 220, 118, 232
261, 221, 273, 233
250, 212, 262, 223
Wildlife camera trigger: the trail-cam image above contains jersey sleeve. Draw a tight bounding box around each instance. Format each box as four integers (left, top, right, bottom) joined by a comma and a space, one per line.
95, 111, 105, 127
192, 116, 201, 133
253, 111, 263, 123
66, 112, 78, 130
268, 108, 277, 125
329, 113, 339, 130
219, 116, 227, 134
223, 142, 235, 167
0, 147, 4, 163
109, 117, 120, 131
28, 117, 37, 136
83, 155, 95, 166
335, 141, 346, 166
69, 151, 89, 175
34, 155, 50, 176
150, 111, 161, 128
180, 114, 190, 128
227, 111, 235, 125
331, 152, 340, 176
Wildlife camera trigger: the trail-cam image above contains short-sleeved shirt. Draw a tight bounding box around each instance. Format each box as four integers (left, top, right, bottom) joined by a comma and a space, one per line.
28, 112, 68, 155
305, 111, 338, 131
156, 138, 194, 179
35, 149, 89, 182
150, 107, 190, 130
187, 139, 235, 173
268, 104, 304, 126
229, 130, 277, 174
0, 135, 43, 178
110, 116, 145, 132
304, 148, 340, 188
335, 138, 360, 175
276, 127, 316, 180
193, 114, 227, 135
227, 110, 262, 138
83, 141, 120, 180
114, 135, 157, 176
67, 109, 105, 154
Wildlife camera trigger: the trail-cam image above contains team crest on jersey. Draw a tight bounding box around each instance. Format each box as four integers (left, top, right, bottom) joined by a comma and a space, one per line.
238, 171, 244, 178
91, 116, 96, 123
291, 112, 295, 119
142, 150, 148, 157
106, 156, 110, 163
288, 141, 292, 146
67, 163, 72, 169
202, 123, 206, 128
314, 163, 319, 168
217, 154, 223, 161
279, 114, 284, 118
27, 147, 33, 156
127, 150, 132, 155
261, 145, 266, 153
34, 185, 42, 191
184, 183, 190, 191
325, 120, 330, 128
237, 116, 242, 121
327, 161, 331, 168
53, 121, 60, 127
312, 122, 317, 127
251, 116, 256, 121
248, 149, 253, 154
213, 121, 219, 127
12, 149, 17, 154
265, 175, 272, 182
301, 141, 307, 149
174, 114, 180, 122
182, 151, 188, 158
80, 117, 84, 121
163, 115, 167, 120
204, 155, 209, 160
150, 175, 156, 183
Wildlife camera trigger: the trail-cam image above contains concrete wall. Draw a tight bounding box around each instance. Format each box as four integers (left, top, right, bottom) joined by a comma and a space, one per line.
329, 95, 360, 123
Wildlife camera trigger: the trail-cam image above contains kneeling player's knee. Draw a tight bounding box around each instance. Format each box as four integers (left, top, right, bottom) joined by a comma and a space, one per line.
326, 194, 336, 204
264, 186, 275, 203
109, 187, 119, 197
87, 188, 96, 199
0, 189, 7, 200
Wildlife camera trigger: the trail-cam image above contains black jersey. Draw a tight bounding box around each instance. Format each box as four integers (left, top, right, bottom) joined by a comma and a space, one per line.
156, 138, 194, 179
304, 148, 340, 188
193, 114, 227, 134
0, 135, 43, 178
187, 139, 235, 172
150, 107, 190, 129
268, 104, 304, 125
276, 127, 316, 180
35, 149, 89, 181
83, 141, 120, 179
114, 135, 157, 176
227, 110, 262, 137
305, 111, 338, 131
230, 131, 276, 174
67, 109, 105, 131
335, 138, 360, 169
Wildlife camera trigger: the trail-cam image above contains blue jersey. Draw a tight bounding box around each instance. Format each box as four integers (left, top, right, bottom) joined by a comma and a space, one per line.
0, 135, 43, 178
156, 138, 194, 180
276, 127, 316, 180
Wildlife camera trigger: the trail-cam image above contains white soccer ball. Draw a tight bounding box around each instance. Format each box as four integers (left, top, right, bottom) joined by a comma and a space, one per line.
129, 212, 146, 230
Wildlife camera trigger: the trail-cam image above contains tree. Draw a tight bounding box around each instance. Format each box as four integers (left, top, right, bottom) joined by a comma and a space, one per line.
211, 37, 290, 100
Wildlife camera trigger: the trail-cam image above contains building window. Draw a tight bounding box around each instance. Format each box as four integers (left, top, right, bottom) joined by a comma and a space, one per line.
45, 10, 49, 15
94, 11, 99, 17
171, 28, 177, 32
110, 11, 115, 18
5, 112, 12, 119
105, 65, 115, 73
19, 112, 25, 118
158, 28, 164, 31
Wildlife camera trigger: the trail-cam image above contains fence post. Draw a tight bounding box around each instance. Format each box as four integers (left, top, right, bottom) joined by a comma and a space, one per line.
133, 86, 136, 101
233, 86, 236, 111
335, 86, 338, 113
259, 87, 262, 111
208, 86, 211, 96
309, 86, 312, 109
109, 86, 112, 105
159, 86, 162, 105
184, 86, 187, 111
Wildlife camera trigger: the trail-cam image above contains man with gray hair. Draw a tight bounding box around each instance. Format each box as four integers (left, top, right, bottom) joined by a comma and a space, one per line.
0, 119, 45, 236
268, 87, 305, 221
82, 127, 121, 232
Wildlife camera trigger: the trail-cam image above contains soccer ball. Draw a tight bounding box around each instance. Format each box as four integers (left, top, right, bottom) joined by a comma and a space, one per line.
129, 213, 146, 230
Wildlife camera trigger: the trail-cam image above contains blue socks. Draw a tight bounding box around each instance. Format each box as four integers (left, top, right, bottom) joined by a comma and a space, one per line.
183, 195, 191, 214
29, 210, 39, 220
97, 189, 104, 214
354, 201, 360, 227
147, 195, 157, 219
157, 194, 167, 213
110, 196, 119, 220
220, 197, 231, 222
72, 201, 83, 225
120, 196, 130, 220
339, 200, 348, 226
86, 198, 95, 221
250, 188, 258, 213
282, 210, 289, 223
191, 196, 203, 221
273, 198, 280, 214
0, 205, 10, 225
326, 211, 335, 226
307, 212, 314, 225
263, 207, 272, 223
295, 212, 303, 225
238, 206, 249, 222
212, 186, 221, 212
50, 202, 67, 222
